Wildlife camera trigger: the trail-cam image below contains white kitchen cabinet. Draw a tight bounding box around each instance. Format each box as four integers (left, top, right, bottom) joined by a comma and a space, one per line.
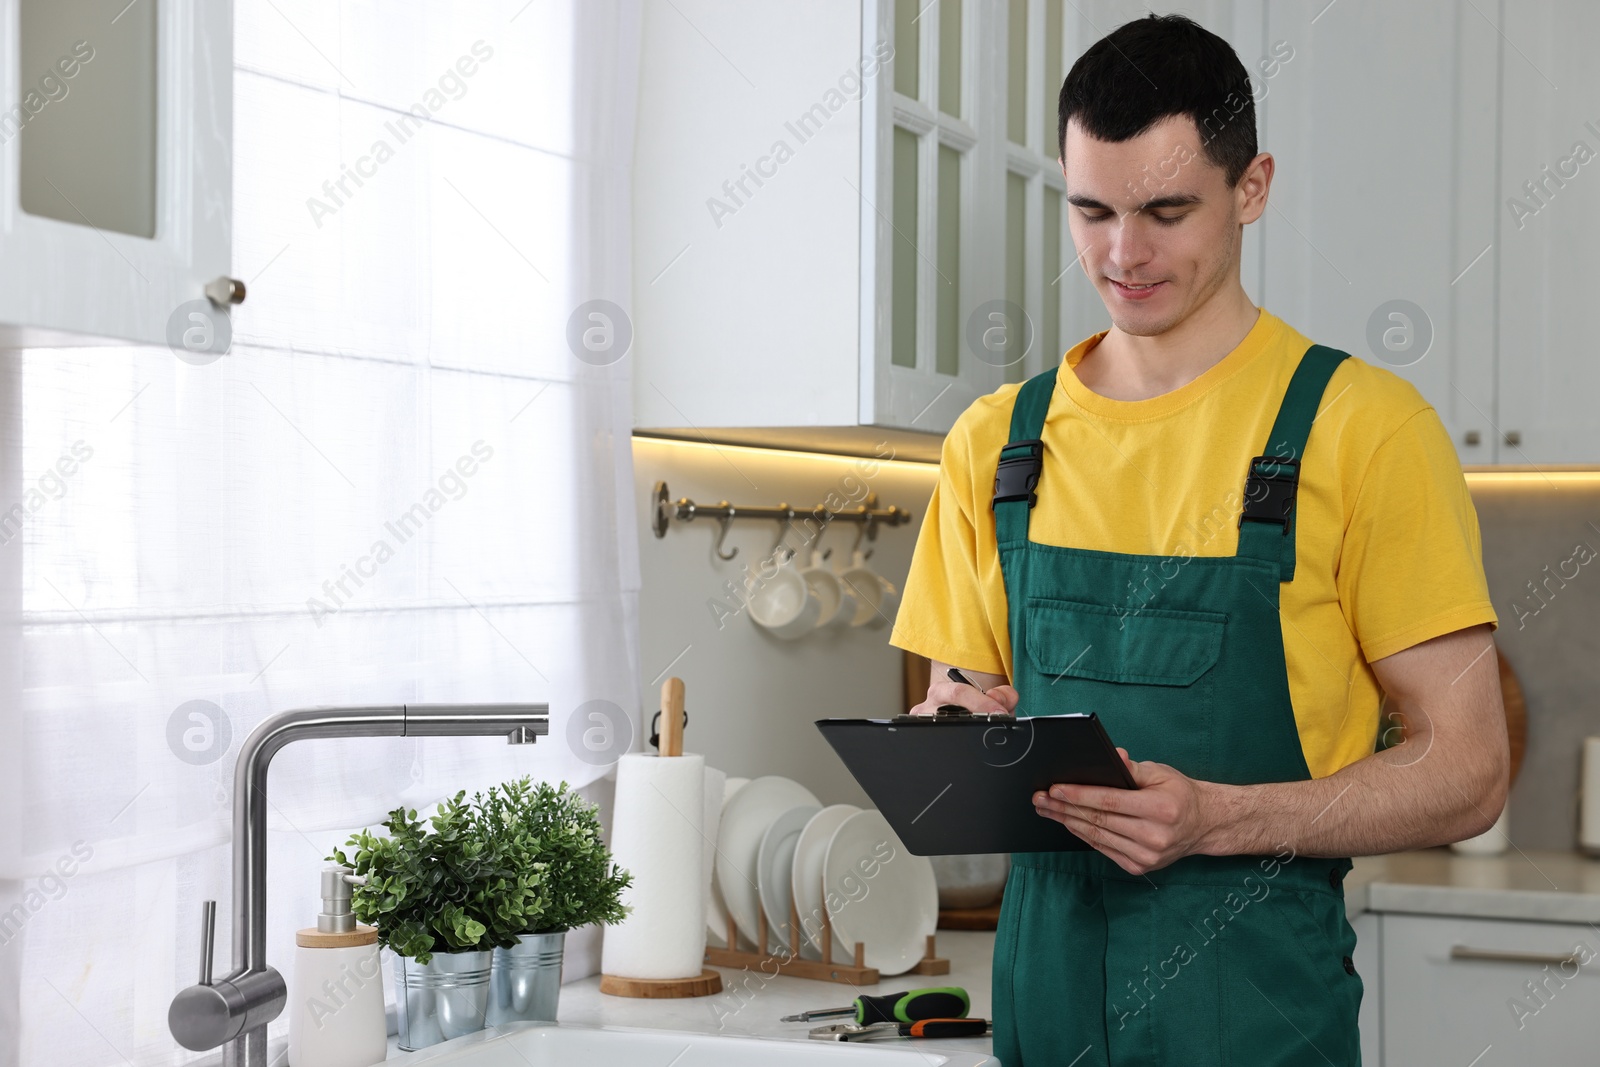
1351, 910, 1381, 1067
0, 0, 235, 348
1493, 0, 1600, 465
1379, 912, 1600, 1064
633, 0, 1080, 452
1259, 0, 1501, 465
1261, 0, 1600, 465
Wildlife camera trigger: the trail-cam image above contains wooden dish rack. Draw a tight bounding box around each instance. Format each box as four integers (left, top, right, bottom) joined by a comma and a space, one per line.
703, 875, 949, 986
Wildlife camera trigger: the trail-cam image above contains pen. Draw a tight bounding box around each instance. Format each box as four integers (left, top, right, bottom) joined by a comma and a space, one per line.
946, 666, 986, 693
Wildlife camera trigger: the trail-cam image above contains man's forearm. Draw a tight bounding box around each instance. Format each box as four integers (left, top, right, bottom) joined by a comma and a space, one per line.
1197, 736, 1506, 859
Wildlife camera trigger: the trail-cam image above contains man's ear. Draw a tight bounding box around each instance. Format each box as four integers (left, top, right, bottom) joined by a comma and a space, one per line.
1235, 151, 1274, 225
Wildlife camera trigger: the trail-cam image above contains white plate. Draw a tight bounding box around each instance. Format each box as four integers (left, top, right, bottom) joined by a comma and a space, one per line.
790, 803, 861, 961
714, 776, 822, 953
757, 805, 819, 956
821, 809, 938, 976
706, 776, 750, 948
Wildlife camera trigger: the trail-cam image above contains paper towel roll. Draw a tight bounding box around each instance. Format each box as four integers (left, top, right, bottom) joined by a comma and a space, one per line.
1580, 737, 1600, 856
600, 750, 708, 979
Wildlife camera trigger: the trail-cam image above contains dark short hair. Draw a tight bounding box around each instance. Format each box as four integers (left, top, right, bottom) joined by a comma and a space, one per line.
1057, 14, 1257, 186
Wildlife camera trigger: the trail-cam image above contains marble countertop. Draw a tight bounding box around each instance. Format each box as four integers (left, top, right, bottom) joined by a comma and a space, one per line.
1347, 846, 1600, 924
556, 928, 1000, 1059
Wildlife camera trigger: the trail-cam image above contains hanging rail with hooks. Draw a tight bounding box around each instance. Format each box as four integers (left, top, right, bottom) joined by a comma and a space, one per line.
650, 480, 914, 561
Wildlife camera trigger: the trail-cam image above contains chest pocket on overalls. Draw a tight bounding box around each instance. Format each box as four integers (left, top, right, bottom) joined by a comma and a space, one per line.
1023, 596, 1227, 778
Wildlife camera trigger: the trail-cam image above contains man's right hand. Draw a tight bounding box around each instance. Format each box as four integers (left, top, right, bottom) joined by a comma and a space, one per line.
908, 660, 1019, 716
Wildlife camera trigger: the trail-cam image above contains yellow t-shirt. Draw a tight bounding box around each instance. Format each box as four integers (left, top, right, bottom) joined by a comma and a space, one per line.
889, 308, 1498, 780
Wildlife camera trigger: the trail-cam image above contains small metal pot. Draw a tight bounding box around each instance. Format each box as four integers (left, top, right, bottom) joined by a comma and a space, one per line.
394, 948, 493, 1050
487, 929, 566, 1026
929, 853, 1010, 909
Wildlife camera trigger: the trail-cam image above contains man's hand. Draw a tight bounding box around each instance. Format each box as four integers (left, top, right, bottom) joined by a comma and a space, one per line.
909, 659, 1018, 716
1031, 625, 1509, 866
1033, 748, 1220, 875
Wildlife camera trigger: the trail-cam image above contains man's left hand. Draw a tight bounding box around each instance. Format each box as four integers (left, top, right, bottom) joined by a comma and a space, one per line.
1033, 748, 1220, 875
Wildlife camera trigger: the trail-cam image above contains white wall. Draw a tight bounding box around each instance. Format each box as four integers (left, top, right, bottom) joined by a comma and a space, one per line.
632, 437, 937, 804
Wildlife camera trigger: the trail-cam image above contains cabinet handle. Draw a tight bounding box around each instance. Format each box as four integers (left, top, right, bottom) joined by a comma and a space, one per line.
1503, 430, 1522, 447
1462, 430, 1481, 446
1450, 945, 1577, 967
204, 276, 247, 307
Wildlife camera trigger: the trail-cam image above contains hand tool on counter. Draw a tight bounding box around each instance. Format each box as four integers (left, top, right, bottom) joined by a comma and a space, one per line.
781, 986, 970, 1024
809, 1018, 992, 1042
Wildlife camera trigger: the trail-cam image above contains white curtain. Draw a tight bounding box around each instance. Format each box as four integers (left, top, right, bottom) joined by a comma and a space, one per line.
0, 2, 643, 1064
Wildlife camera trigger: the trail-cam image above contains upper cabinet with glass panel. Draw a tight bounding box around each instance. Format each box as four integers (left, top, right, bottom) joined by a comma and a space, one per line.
631, 0, 1100, 446
0, 0, 234, 347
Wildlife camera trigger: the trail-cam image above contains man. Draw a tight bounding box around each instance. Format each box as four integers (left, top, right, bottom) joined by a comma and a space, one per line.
889, 14, 1508, 1067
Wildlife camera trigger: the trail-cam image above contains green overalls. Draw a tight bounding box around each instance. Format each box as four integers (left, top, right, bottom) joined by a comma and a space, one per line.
989, 345, 1363, 1066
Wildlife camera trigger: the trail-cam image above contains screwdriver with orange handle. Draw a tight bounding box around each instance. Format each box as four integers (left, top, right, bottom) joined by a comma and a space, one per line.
808, 1017, 992, 1042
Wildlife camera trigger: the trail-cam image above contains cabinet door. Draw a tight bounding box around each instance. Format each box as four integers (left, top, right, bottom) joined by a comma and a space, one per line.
1351, 911, 1381, 1067
0, 0, 233, 347
1495, 0, 1600, 463
1381, 913, 1600, 1064
1261, 1, 1499, 466
863, 0, 1008, 433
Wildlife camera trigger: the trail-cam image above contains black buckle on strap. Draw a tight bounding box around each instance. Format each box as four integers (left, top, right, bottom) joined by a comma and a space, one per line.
993, 439, 1044, 507
1238, 455, 1300, 530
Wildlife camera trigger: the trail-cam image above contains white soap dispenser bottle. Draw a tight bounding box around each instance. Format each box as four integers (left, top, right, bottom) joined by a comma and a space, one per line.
288, 865, 387, 1067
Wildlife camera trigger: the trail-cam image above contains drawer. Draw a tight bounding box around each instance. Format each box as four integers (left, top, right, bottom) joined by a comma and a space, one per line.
1380, 913, 1600, 1065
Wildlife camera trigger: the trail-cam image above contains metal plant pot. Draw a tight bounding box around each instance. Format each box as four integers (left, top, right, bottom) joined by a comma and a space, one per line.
394, 948, 493, 1050
487, 929, 566, 1026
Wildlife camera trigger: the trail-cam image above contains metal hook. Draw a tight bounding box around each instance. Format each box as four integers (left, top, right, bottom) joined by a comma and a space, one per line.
849, 514, 875, 560
771, 510, 796, 556
713, 514, 738, 560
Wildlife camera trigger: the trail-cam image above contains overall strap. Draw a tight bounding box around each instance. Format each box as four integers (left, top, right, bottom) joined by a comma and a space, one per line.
1236, 344, 1350, 581
992, 365, 1058, 547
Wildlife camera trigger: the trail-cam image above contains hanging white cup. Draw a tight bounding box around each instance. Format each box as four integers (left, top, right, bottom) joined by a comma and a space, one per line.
838, 550, 890, 628
747, 547, 821, 639
798, 549, 857, 631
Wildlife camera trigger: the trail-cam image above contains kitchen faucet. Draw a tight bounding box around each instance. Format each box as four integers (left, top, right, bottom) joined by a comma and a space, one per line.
167, 704, 550, 1067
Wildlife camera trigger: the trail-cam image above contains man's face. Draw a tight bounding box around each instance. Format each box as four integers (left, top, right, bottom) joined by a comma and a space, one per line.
1062, 115, 1262, 338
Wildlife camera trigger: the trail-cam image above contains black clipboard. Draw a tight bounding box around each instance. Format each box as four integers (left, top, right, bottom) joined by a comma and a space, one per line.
815, 712, 1136, 856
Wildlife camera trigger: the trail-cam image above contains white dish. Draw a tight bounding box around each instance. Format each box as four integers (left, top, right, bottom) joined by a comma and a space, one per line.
756, 805, 819, 955
707, 776, 750, 948
821, 809, 938, 976
714, 776, 822, 953
790, 803, 861, 961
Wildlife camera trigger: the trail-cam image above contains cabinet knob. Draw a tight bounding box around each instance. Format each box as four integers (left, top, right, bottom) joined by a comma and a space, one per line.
1463, 430, 1481, 446
1503, 430, 1522, 447
204, 276, 246, 307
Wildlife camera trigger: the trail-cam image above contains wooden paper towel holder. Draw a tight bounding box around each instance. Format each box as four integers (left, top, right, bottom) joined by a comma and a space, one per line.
703, 877, 950, 986
599, 677, 725, 999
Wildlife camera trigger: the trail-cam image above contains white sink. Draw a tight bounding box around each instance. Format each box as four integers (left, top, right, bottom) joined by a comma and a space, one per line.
388, 1021, 1001, 1066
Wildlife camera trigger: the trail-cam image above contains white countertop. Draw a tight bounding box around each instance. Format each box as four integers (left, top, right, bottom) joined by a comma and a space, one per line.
1347, 846, 1600, 924
398, 849, 1600, 1061
557, 928, 999, 1059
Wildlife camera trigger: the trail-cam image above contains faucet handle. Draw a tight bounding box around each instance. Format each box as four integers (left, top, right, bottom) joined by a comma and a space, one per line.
169, 898, 287, 1052
198, 900, 216, 985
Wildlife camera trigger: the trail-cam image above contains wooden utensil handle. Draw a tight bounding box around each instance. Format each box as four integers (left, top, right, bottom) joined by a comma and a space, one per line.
660, 676, 685, 757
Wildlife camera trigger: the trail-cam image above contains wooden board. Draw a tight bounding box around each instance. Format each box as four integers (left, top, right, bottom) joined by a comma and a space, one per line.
938, 901, 1003, 930
600, 968, 723, 998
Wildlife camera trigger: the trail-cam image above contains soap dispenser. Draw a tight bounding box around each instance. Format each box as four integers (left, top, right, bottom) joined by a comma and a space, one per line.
288, 865, 387, 1067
